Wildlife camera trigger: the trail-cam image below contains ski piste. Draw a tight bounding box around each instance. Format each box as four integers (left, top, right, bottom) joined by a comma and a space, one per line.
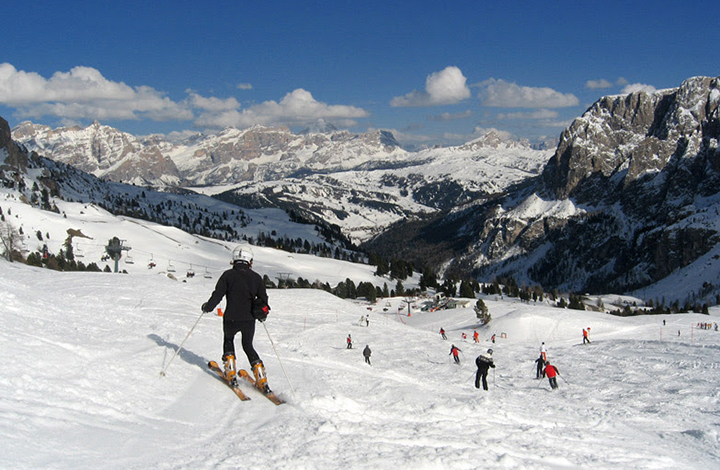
207, 360, 250, 401
238, 369, 285, 405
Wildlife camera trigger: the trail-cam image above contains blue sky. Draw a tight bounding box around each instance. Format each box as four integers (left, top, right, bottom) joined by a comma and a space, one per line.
1, 0, 718, 147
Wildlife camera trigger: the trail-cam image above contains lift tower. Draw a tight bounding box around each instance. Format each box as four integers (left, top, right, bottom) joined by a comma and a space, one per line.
105, 237, 131, 273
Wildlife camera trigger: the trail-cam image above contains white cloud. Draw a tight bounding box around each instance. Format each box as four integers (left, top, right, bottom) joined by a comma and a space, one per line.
477, 79, 579, 108
0, 63, 192, 121
194, 88, 369, 129
186, 92, 240, 112
237, 83, 253, 90
585, 79, 613, 90
497, 109, 559, 120
391, 66, 471, 107
621, 83, 657, 94
428, 110, 472, 122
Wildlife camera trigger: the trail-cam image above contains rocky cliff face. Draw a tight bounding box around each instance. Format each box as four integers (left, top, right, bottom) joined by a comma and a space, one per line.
366, 76, 720, 299
542, 76, 720, 205
482, 76, 720, 294
12, 122, 407, 187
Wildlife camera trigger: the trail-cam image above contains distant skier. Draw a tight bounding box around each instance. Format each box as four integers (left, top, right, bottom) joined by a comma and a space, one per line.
440, 328, 447, 340
475, 349, 496, 391
543, 361, 560, 390
534, 354, 546, 379
450, 344, 462, 364
365, 314, 370, 327
583, 328, 591, 344
473, 330, 479, 343
363, 345, 372, 365
491, 333, 496, 344
346, 334, 353, 349
540, 342, 547, 362
462, 332, 467, 341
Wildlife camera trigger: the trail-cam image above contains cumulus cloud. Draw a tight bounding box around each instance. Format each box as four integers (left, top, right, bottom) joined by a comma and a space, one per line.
585, 79, 613, 90
621, 83, 657, 94
194, 88, 369, 129
237, 83, 253, 90
477, 79, 579, 108
428, 110, 473, 122
497, 109, 559, 120
0, 63, 192, 121
186, 92, 240, 112
391, 66, 471, 107
0, 63, 370, 131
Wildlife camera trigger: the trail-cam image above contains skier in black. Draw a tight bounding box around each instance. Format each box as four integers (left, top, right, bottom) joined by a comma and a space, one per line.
534, 353, 546, 379
475, 349, 496, 391
363, 345, 372, 365
202, 245, 271, 392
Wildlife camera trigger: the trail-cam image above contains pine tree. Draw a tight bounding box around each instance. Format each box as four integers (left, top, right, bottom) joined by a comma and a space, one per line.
474, 299, 491, 324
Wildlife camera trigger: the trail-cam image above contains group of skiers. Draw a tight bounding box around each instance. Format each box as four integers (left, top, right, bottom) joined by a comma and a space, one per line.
535, 342, 560, 389
200, 244, 570, 397
440, 325, 569, 392
347, 333, 372, 365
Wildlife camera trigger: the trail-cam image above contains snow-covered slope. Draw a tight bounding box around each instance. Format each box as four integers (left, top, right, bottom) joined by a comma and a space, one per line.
2, 261, 719, 469
0, 184, 379, 286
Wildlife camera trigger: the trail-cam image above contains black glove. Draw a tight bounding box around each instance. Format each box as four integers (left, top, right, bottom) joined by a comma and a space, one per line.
201, 302, 212, 313
252, 303, 270, 322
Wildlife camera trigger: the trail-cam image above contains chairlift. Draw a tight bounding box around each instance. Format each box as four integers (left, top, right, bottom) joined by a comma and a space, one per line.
148, 254, 156, 269
204, 267, 212, 279
167, 260, 176, 272
75, 244, 84, 258
125, 253, 134, 264
186, 264, 195, 278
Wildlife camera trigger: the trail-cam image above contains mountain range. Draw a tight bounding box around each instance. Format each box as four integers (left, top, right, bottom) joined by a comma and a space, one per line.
7, 74, 720, 304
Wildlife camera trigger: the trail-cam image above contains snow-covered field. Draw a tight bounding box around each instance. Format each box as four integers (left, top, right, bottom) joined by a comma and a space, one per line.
2, 260, 719, 470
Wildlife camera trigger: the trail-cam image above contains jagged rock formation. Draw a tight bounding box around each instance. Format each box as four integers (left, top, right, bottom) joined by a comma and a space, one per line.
14, 122, 549, 243
365, 76, 720, 298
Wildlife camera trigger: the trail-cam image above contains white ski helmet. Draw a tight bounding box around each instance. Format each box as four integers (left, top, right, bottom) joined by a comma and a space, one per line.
232, 245, 254, 265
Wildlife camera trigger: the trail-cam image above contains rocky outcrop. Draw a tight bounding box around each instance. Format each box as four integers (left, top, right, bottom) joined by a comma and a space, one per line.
366, 76, 720, 299
543, 76, 720, 203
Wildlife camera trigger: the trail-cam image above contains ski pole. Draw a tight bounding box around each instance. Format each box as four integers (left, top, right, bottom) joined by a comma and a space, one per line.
160, 310, 206, 377
262, 321, 297, 397
559, 374, 570, 386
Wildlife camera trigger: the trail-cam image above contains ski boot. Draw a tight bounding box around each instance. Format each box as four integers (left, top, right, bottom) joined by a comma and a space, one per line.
251, 360, 271, 394
222, 353, 237, 385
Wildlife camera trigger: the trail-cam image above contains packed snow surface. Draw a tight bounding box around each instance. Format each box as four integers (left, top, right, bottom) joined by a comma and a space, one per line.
2, 261, 719, 470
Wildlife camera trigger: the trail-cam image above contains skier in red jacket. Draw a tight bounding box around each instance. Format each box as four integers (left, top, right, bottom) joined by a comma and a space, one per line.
543, 362, 560, 390
583, 328, 591, 344
449, 345, 462, 364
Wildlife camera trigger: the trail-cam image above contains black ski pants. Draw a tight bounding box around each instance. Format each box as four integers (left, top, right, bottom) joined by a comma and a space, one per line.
476, 368, 489, 390
223, 319, 260, 365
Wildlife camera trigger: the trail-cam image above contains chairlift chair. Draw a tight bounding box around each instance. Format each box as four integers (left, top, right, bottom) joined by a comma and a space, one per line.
148, 254, 156, 269
187, 264, 195, 278
167, 260, 176, 272
75, 244, 84, 258
204, 267, 212, 279
125, 253, 134, 264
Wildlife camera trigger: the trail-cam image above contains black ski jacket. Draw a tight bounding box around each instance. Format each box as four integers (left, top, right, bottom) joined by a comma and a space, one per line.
204, 263, 268, 322
475, 354, 495, 372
